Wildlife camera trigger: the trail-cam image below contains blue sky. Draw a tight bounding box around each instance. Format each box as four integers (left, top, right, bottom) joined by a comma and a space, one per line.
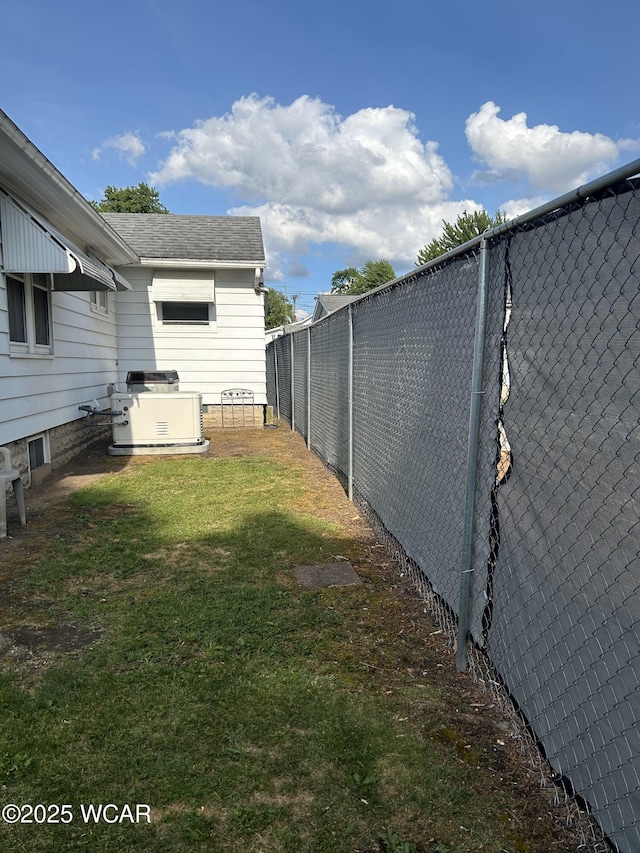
3, 0, 639, 315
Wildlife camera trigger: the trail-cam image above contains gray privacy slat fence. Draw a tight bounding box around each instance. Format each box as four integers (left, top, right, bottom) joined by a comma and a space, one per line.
266, 165, 640, 853
350, 257, 502, 628
273, 334, 291, 423
309, 311, 350, 479
486, 191, 640, 852
292, 330, 308, 443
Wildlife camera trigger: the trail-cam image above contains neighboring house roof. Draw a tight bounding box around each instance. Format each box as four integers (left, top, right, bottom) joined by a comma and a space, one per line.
101, 213, 265, 267
265, 315, 312, 343
312, 292, 359, 322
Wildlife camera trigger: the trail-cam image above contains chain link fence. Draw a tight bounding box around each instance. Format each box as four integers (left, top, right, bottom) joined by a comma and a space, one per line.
266, 162, 640, 853
350, 255, 502, 630
309, 310, 351, 481
292, 330, 309, 443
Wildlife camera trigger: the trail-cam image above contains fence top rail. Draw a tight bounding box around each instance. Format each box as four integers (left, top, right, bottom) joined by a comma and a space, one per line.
266, 157, 640, 342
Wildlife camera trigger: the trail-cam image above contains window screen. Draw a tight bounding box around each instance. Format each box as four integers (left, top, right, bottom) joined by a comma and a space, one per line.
161, 302, 209, 324
28, 436, 46, 469
33, 283, 50, 346
7, 276, 27, 343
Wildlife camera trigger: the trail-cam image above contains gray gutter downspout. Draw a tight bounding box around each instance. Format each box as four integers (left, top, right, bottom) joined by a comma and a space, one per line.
456, 236, 490, 672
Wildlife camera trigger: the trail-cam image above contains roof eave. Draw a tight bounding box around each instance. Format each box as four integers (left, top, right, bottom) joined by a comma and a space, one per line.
135, 258, 266, 269
0, 109, 139, 267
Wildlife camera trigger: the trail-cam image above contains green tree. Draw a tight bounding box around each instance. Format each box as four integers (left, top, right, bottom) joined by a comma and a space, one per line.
330, 267, 360, 293
265, 288, 294, 330
90, 183, 169, 214
416, 209, 507, 266
330, 259, 396, 295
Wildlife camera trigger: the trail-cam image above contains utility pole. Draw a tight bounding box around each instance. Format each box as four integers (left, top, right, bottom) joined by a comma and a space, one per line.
292, 294, 298, 322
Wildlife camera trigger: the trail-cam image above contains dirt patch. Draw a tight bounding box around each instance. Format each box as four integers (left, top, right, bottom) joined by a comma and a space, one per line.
0, 622, 103, 684
1, 624, 102, 655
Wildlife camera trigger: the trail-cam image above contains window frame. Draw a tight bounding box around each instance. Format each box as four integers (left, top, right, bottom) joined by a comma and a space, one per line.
156, 300, 214, 327
28, 432, 52, 485
32, 273, 51, 347
90, 289, 109, 315
28, 433, 50, 470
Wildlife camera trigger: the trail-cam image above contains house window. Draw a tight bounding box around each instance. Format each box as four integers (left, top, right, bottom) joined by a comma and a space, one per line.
6, 273, 53, 354
160, 301, 210, 325
90, 290, 109, 314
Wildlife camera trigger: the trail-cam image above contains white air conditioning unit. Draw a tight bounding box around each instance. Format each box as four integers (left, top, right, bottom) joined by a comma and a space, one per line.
109, 392, 208, 455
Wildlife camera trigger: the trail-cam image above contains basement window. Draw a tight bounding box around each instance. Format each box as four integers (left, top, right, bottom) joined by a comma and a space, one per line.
28, 433, 51, 485
29, 434, 52, 470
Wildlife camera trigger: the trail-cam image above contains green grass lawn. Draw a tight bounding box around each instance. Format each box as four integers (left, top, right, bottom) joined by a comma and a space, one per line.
0, 454, 565, 852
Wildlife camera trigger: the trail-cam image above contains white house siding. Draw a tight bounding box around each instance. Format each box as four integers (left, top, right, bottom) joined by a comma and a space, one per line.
0, 278, 119, 452
115, 267, 267, 405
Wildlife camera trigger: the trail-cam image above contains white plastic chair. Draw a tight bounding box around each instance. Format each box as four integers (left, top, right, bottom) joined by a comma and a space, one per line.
0, 446, 26, 539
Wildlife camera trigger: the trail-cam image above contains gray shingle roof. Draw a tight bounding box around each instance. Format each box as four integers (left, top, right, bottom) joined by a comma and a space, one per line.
101, 213, 265, 264
312, 292, 359, 321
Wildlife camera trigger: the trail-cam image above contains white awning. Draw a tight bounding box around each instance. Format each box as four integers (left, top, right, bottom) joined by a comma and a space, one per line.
151, 269, 215, 302
0, 191, 131, 291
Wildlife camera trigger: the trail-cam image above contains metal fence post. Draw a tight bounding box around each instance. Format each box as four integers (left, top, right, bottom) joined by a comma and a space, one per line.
274, 342, 280, 421
456, 237, 491, 672
348, 304, 354, 502
290, 333, 295, 433
307, 327, 311, 449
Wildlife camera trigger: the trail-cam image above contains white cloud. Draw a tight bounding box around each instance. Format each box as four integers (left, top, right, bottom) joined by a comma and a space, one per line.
466, 102, 622, 194
148, 95, 629, 276
618, 137, 640, 152
94, 132, 146, 166
237, 198, 480, 280
499, 196, 550, 221
151, 95, 452, 210
150, 94, 474, 269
